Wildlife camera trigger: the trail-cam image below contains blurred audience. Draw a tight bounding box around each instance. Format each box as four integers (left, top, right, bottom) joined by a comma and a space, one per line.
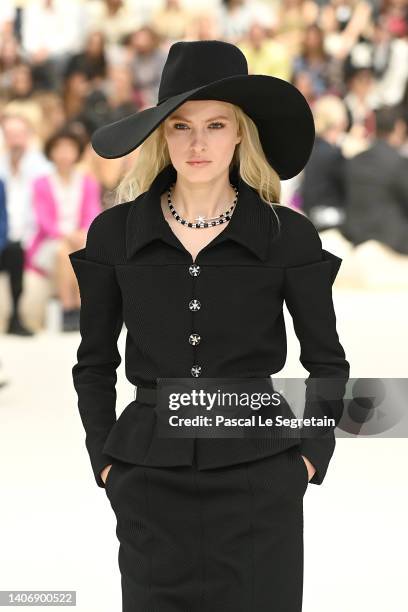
292, 23, 340, 96
0, 0, 407, 335
64, 31, 108, 85
25, 127, 102, 331
0, 35, 27, 93
151, 0, 194, 42
301, 94, 349, 231
343, 104, 408, 254
86, 0, 142, 48
21, 0, 88, 91
0, 112, 51, 334
274, 0, 318, 58
0, 177, 6, 249
237, 21, 292, 81
218, 0, 277, 43
127, 26, 167, 108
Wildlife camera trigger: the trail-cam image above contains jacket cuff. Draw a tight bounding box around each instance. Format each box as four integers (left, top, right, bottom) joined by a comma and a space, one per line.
93, 454, 115, 488
300, 433, 336, 485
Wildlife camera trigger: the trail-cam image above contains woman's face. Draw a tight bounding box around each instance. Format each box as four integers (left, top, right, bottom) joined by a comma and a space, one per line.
86, 31, 104, 56
304, 26, 323, 51
11, 64, 33, 95
163, 100, 241, 183
50, 138, 79, 170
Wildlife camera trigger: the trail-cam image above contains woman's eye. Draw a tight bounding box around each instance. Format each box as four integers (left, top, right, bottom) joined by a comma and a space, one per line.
173, 122, 225, 130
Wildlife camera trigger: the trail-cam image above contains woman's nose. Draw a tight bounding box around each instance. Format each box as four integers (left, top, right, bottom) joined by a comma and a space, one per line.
189, 129, 208, 148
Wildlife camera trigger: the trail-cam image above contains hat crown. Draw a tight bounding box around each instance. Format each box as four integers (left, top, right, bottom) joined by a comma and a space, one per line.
157, 40, 248, 105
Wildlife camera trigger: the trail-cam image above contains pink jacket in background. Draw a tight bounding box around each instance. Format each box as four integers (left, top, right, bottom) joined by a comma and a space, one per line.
25, 172, 102, 277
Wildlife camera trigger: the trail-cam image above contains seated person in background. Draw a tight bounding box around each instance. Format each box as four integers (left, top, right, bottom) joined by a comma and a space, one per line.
0, 113, 53, 336
25, 127, 102, 331
301, 95, 349, 232
343, 105, 408, 255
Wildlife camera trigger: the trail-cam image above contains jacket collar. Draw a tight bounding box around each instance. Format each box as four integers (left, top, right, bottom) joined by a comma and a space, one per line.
125, 164, 272, 262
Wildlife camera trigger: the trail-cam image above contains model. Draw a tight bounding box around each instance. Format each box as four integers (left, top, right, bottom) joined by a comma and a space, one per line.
69, 40, 350, 612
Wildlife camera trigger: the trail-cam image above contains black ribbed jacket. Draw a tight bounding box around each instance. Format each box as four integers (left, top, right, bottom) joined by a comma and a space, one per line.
69, 164, 350, 488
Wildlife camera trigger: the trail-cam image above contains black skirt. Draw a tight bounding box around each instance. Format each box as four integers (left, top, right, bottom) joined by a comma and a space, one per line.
104, 445, 309, 612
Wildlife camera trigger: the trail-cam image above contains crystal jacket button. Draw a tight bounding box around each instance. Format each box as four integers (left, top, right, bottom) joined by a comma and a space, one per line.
189, 333, 201, 345
189, 264, 201, 276
189, 299, 201, 311
191, 365, 202, 377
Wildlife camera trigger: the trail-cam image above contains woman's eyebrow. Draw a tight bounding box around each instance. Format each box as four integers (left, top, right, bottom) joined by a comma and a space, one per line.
168, 115, 230, 122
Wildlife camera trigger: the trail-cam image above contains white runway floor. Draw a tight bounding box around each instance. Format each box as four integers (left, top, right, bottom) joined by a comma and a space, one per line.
0, 288, 407, 611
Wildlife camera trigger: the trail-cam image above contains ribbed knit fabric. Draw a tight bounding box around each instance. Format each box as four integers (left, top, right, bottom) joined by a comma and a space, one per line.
69, 164, 350, 488
105, 446, 308, 612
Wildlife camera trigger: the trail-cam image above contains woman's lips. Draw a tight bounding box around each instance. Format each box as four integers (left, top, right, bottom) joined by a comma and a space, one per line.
187, 161, 211, 166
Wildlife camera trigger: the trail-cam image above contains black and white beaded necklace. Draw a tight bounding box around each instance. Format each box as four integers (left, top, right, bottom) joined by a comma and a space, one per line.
166, 182, 238, 228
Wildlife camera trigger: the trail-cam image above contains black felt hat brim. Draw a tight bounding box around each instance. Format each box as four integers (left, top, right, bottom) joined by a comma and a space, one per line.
91, 73, 315, 181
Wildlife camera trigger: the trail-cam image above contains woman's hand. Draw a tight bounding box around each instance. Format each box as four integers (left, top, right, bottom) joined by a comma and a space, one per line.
100, 464, 113, 485
301, 455, 316, 482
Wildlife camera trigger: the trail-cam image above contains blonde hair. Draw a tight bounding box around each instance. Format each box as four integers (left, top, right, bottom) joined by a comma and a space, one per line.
313, 95, 348, 135
113, 103, 282, 231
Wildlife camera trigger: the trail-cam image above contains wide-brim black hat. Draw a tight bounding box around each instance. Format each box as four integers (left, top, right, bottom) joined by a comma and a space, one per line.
91, 40, 315, 180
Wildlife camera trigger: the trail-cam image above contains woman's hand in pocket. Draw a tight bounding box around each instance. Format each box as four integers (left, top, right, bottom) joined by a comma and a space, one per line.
301, 455, 316, 482
100, 464, 113, 486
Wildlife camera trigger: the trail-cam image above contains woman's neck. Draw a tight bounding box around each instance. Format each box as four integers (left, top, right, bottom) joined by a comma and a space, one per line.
170, 175, 237, 220
55, 167, 75, 183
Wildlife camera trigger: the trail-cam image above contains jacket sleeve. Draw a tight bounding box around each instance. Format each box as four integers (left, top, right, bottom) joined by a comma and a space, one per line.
68, 213, 123, 488
283, 230, 350, 485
